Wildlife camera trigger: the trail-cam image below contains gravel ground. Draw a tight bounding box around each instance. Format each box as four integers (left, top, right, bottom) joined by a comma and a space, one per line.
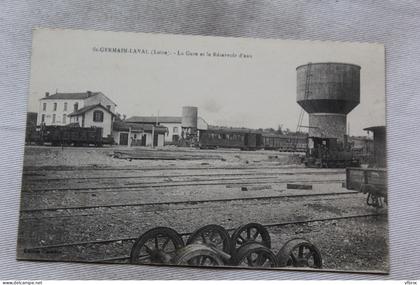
23, 145, 302, 169
17, 146, 389, 273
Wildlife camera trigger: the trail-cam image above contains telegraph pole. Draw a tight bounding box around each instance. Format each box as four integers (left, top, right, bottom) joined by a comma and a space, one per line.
152, 110, 159, 148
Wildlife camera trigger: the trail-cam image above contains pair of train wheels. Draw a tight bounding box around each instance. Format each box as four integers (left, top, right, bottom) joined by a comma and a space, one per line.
231, 238, 322, 269
130, 224, 322, 269
184, 223, 274, 267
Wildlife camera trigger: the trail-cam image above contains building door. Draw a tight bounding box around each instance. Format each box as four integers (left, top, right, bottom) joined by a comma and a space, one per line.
119, 133, 128, 145
141, 134, 146, 146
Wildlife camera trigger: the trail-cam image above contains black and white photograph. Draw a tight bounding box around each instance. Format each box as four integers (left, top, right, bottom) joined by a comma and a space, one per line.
17, 28, 387, 273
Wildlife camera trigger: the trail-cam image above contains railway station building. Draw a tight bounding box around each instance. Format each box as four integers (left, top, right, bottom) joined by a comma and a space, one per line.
67, 104, 115, 137
125, 116, 208, 143
37, 91, 117, 138
112, 121, 166, 147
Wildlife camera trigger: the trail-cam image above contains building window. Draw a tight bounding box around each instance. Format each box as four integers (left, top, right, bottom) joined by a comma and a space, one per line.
64, 102, 68, 111
173, 126, 178, 133
106, 105, 111, 110
53, 103, 57, 111
93, 110, 104, 122
43, 103, 47, 111
52, 114, 56, 123
62, 114, 66, 124
41, 114, 45, 123
74, 102, 78, 111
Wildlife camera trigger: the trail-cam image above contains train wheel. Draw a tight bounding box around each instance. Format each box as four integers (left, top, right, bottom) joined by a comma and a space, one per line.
173, 244, 225, 266
130, 227, 185, 265
277, 238, 322, 268
187, 224, 232, 256
230, 223, 271, 253
232, 241, 278, 268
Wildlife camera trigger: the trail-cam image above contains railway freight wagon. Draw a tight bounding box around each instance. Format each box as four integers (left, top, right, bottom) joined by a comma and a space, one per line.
38, 125, 104, 146
199, 129, 262, 150
261, 133, 307, 152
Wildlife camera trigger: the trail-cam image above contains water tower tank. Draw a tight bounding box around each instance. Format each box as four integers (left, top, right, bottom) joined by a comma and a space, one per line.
181, 106, 198, 129
296, 62, 360, 140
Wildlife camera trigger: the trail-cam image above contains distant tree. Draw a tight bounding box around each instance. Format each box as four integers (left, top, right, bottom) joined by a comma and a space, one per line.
264, 128, 275, 133
276, 125, 283, 135
115, 113, 127, 122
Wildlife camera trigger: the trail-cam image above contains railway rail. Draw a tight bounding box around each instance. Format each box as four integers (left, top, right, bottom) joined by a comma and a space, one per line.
21, 213, 386, 260
21, 190, 356, 213
19, 193, 363, 221
23, 170, 345, 182
22, 165, 323, 172
22, 178, 344, 193
18, 141, 389, 273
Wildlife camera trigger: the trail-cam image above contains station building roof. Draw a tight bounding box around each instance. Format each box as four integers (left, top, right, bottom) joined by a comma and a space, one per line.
363, 126, 386, 132
68, 104, 115, 117
40, 91, 117, 106
113, 121, 167, 133
41, 91, 102, 100
126, 116, 182, 124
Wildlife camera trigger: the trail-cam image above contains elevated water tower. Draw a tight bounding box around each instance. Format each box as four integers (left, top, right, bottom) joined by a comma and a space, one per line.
296, 62, 361, 141
181, 106, 198, 138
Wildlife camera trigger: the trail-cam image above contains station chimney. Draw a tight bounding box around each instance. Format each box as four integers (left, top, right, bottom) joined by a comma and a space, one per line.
296, 62, 361, 141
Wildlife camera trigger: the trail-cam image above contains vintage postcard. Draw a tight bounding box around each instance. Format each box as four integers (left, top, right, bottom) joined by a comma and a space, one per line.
18, 28, 387, 273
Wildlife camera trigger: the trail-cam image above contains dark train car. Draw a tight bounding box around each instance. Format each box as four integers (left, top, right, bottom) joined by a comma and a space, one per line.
199, 128, 309, 152
305, 137, 360, 168
261, 133, 307, 152
40, 125, 103, 146
199, 128, 262, 150
25, 126, 42, 144
25, 112, 41, 145
345, 126, 387, 207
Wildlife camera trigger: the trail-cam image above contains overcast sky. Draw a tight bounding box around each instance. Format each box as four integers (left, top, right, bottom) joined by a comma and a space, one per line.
28, 29, 385, 136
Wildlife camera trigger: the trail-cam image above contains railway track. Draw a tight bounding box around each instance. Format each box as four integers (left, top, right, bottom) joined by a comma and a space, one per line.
19, 193, 358, 220
19, 193, 372, 247
23, 164, 340, 173
21, 189, 356, 213
20, 167, 349, 216
23, 169, 345, 182
19, 147, 388, 271
19, 212, 386, 263
18, 159, 367, 261
22, 177, 344, 193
